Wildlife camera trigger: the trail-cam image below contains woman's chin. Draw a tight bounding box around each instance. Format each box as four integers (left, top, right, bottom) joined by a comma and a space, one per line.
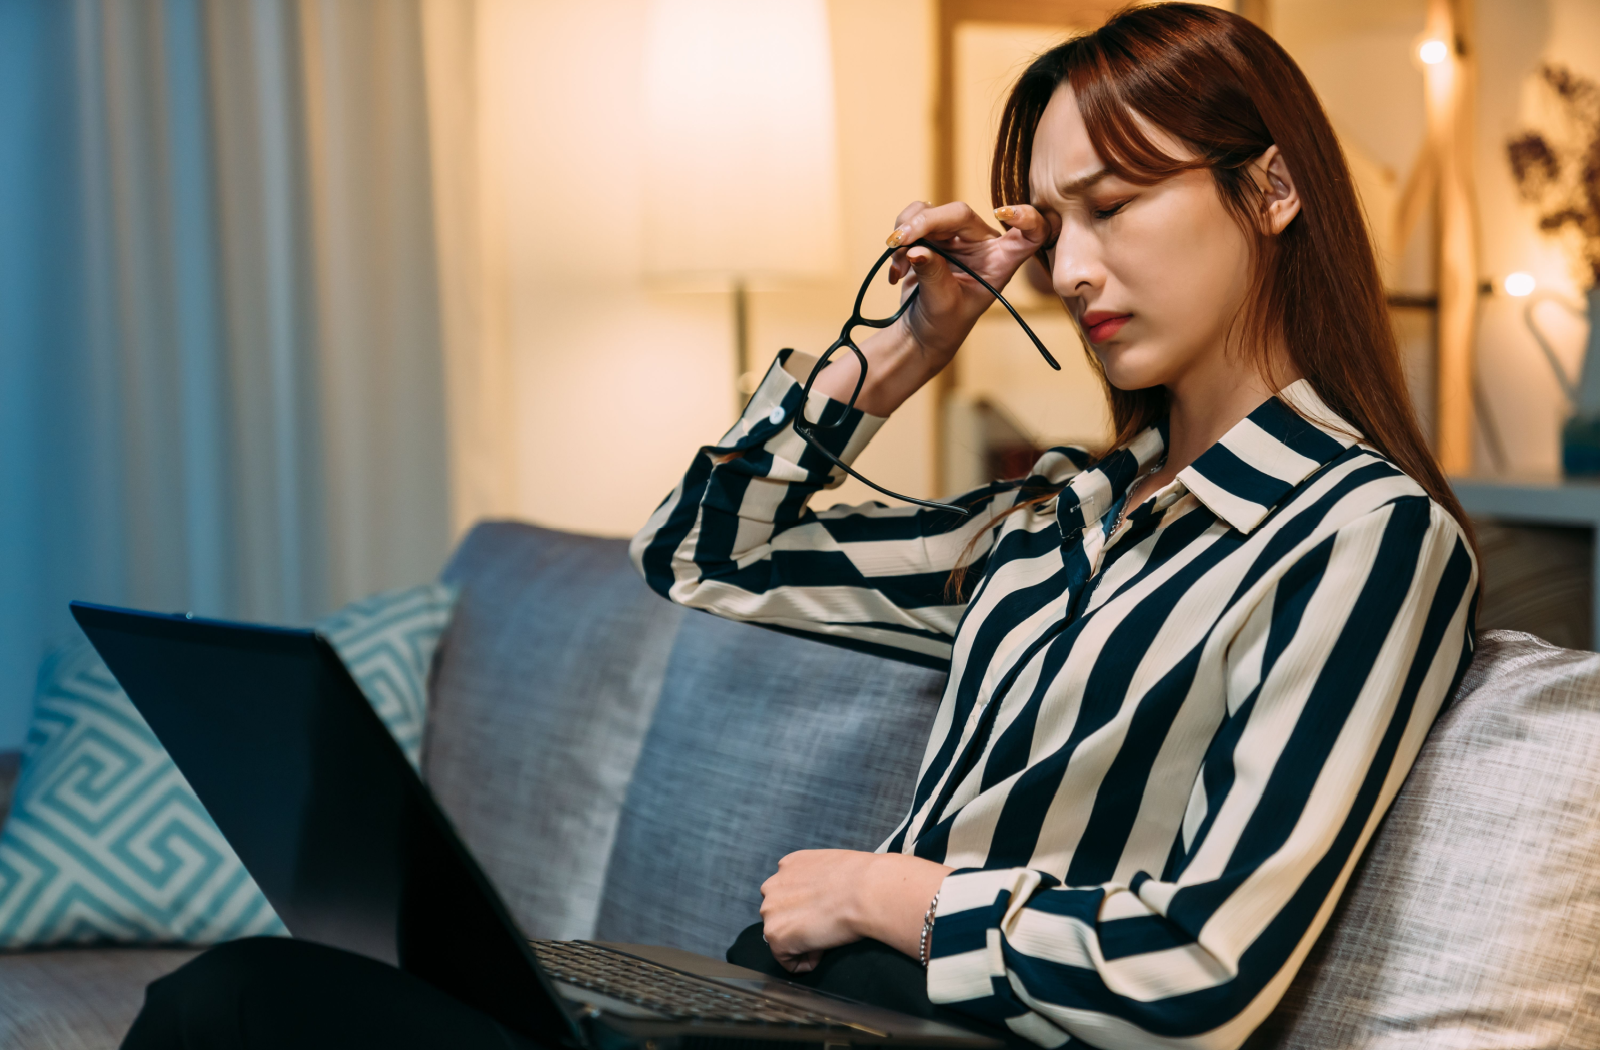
1100, 342, 1190, 395
1099, 363, 1170, 394
1094, 345, 1172, 393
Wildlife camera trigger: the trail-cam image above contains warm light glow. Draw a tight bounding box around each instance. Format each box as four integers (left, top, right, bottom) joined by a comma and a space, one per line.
1418, 38, 1449, 65
1504, 272, 1537, 297
641, 0, 841, 282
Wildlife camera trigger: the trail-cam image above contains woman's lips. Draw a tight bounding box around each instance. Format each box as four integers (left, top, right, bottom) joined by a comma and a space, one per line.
1082, 313, 1130, 343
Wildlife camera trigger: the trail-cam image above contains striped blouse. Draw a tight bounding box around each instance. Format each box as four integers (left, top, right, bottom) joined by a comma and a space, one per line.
631, 350, 1478, 1050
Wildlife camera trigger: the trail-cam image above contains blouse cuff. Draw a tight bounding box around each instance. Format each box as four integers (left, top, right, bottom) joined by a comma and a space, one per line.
926, 868, 1064, 1029
707, 349, 887, 489
928, 870, 1036, 1011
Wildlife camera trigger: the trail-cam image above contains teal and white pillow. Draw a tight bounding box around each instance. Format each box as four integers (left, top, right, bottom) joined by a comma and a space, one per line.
0, 582, 456, 949
317, 585, 456, 769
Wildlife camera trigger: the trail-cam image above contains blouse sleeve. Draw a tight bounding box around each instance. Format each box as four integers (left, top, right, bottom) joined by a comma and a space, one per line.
630, 350, 1031, 670
925, 495, 1478, 1049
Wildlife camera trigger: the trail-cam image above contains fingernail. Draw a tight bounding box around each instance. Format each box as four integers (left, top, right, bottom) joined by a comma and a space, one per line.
886, 226, 907, 247
995, 205, 1016, 223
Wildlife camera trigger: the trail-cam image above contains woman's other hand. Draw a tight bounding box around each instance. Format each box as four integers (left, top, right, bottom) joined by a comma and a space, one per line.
886, 200, 1050, 364
758, 849, 953, 973
810, 201, 1049, 416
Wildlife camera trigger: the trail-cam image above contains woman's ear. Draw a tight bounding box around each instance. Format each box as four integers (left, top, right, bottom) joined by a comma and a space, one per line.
1252, 145, 1301, 235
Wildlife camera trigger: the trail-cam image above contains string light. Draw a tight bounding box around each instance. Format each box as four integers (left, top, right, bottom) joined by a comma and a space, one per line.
1418, 38, 1449, 65
1504, 272, 1536, 297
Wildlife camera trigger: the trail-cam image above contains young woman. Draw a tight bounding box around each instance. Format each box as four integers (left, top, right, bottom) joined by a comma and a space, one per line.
632, 5, 1477, 1049
121, 6, 1474, 1050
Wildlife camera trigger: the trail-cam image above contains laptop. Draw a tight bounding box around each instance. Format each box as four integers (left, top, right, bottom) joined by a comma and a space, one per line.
70, 601, 1001, 1050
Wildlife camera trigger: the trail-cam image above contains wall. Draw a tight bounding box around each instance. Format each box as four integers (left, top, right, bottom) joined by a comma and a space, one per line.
948, 20, 1111, 465
1473, 0, 1596, 474
461, 0, 1598, 543
1276, 0, 1600, 476
469, 0, 937, 536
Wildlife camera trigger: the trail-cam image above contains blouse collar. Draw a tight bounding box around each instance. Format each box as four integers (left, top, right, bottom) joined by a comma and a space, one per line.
1054, 379, 1361, 537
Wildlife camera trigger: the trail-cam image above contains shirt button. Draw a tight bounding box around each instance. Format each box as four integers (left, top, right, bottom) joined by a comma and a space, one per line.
767, 406, 786, 425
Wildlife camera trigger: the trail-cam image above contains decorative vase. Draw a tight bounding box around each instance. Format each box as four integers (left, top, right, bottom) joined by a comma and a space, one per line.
1563, 414, 1600, 475
1566, 286, 1600, 475
1527, 285, 1600, 476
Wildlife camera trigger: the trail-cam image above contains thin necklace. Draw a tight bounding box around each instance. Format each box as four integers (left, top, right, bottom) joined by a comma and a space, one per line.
1112, 459, 1166, 536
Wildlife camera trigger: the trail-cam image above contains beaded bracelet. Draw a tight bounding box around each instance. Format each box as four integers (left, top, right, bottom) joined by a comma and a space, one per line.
918, 891, 941, 968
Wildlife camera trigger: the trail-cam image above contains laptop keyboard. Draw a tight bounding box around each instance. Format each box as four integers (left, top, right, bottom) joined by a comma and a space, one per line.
532, 940, 834, 1026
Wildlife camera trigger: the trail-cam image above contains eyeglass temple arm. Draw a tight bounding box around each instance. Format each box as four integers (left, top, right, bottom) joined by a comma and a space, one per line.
910, 240, 1061, 371
790, 421, 973, 516
784, 237, 1066, 517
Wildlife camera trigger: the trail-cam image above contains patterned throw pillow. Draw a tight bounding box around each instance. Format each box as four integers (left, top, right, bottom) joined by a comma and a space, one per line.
316, 585, 457, 769
0, 583, 456, 949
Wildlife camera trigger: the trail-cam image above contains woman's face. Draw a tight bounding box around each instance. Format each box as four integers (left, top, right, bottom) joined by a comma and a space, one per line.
1028, 85, 1256, 394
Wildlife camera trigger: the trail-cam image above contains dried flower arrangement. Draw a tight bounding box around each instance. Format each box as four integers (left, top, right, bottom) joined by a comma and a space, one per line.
1508, 64, 1600, 287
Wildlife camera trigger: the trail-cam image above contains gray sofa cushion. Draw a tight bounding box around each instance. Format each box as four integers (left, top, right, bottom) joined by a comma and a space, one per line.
1251, 630, 1600, 1049
594, 610, 947, 959
0, 948, 196, 1049
428, 523, 683, 940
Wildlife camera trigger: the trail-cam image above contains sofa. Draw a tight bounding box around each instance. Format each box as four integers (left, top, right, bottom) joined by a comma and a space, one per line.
3, 520, 1600, 1049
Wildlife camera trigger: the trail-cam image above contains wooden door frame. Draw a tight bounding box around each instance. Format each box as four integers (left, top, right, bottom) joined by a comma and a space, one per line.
930, 0, 1123, 489
932, 2, 1270, 204
932, 0, 1121, 206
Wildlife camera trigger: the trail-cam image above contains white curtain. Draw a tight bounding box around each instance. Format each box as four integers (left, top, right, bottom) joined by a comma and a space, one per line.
0, 0, 455, 748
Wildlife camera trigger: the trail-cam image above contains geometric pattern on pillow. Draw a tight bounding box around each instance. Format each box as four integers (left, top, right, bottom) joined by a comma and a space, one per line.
0, 643, 288, 949
0, 582, 457, 949
316, 583, 457, 769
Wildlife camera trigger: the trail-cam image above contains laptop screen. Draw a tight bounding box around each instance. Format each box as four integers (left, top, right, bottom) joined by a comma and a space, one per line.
70, 602, 581, 1046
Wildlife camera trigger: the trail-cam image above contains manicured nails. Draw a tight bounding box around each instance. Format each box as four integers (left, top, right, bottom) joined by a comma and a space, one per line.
886, 226, 909, 247
994, 205, 1018, 224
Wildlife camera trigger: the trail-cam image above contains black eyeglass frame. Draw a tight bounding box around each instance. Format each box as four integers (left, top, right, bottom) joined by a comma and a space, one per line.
790, 238, 1061, 516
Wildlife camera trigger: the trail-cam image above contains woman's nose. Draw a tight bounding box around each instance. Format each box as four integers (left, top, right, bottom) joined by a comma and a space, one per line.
1051, 228, 1104, 298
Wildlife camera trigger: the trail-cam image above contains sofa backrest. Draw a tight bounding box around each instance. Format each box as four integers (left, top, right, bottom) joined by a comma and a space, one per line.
427, 522, 684, 940
427, 522, 945, 955
592, 600, 947, 957
428, 524, 1600, 1048
1246, 630, 1600, 1049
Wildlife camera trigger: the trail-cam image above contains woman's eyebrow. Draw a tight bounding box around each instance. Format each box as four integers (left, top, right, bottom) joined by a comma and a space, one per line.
1057, 168, 1110, 196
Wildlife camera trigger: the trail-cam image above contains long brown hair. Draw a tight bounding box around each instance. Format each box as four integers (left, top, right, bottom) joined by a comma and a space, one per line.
954, 3, 1473, 593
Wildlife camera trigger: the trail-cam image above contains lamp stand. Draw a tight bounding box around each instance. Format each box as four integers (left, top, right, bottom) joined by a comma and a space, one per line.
733, 278, 752, 414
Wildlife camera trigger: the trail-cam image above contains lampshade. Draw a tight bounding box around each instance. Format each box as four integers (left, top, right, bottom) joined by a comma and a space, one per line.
641, 0, 841, 285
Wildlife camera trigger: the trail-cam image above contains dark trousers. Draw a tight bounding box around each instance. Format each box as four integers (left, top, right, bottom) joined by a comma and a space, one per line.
723, 923, 1028, 1048
122, 929, 1025, 1049
121, 937, 543, 1050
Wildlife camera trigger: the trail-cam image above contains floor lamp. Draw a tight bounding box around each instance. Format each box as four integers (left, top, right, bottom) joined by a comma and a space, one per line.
641, 0, 842, 415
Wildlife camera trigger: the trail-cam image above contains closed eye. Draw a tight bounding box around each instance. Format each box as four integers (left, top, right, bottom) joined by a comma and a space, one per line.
1092, 200, 1130, 221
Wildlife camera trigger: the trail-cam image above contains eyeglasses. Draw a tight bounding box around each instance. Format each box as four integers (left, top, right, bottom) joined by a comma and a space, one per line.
791, 239, 1062, 516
